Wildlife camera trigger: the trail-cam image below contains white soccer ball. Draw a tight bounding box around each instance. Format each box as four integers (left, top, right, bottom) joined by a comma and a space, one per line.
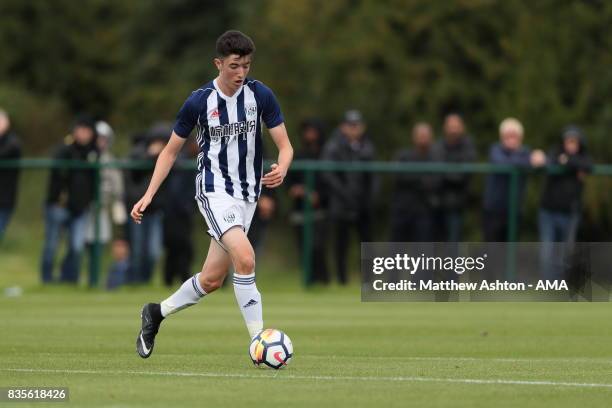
249, 328, 293, 369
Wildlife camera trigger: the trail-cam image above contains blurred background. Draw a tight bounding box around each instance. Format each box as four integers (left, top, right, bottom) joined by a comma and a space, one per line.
1, 0, 612, 291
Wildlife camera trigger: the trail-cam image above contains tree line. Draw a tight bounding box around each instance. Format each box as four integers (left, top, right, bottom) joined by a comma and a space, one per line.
0, 0, 610, 161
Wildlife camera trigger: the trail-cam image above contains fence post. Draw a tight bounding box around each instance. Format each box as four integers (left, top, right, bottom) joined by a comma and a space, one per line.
302, 169, 315, 286
90, 161, 102, 287
505, 168, 519, 280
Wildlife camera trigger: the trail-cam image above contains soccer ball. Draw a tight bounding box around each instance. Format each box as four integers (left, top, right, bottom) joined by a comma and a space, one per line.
249, 328, 293, 369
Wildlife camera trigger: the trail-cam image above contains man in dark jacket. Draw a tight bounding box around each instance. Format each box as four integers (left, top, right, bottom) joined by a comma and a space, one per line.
390, 122, 440, 242
482, 118, 546, 241
433, 113, 477, 241
539, 126, 593, 279
125, 124, 169, 284
287, 119, 329, 284
0, 109, 22, 240
322, 110, 376, 284
41, 116, 99, 283
162, 137, 197, 286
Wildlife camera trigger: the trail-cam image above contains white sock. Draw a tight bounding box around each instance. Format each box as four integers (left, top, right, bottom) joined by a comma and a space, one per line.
160, 273, 207, 317
233, 272, 263, 338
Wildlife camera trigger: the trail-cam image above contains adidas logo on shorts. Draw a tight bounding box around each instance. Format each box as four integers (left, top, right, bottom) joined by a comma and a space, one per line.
223, 211, 236, 223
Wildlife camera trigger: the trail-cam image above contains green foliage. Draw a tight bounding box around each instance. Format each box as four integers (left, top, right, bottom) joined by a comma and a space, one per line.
1, 0, 611, 234
244, 0, 612, 158
0, 0, 128, 118
0, 86, 70, 154
112, 0, 237, 129
1, 0, 610, 158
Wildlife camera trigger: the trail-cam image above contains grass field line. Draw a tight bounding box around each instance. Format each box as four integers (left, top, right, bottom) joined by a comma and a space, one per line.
3, 368, 612, 389
17, 352, 612, 365
306, 355, 612, 364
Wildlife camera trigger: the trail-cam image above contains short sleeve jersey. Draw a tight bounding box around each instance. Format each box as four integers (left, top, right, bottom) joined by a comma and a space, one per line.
173, 78, 284, 202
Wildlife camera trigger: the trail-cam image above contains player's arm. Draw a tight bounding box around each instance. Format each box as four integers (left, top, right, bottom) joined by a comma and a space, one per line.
262, 123, 293, 188
130, 132, 186, 223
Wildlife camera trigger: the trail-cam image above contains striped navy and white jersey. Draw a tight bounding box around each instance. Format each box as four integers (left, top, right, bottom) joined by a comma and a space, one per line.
173, 78, 284, 202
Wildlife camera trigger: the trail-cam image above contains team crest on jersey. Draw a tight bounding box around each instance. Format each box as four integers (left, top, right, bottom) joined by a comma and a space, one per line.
245, 104, 257, 116
223, 210, 236, 224
211, 109, 220, 118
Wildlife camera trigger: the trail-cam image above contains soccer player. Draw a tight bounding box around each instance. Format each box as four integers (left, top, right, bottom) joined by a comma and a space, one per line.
133, 30, 293, 358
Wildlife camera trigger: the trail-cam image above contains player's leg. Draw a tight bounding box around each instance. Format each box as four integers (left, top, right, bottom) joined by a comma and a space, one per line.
160, 239, 230, 315
221, 226, 263, 339
136, 239, 231, 358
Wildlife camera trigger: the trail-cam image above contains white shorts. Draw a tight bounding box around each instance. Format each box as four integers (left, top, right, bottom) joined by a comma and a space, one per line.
195, 188, 257, 243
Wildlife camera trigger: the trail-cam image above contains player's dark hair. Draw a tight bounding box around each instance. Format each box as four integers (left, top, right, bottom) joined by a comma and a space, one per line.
216, 30, 256, 57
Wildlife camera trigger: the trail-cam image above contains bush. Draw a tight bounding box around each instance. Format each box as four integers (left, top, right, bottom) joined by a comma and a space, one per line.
0, 86, 71, 155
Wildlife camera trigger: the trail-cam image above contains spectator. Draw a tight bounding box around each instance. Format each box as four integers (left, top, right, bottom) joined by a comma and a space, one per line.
233, 141, 277, 260
287, 119, 329, 284
482, 118, 546, 241
539, 126, 593, 279
84, 121, 128, 285
162, 138, 198, 287
248, 187, 276, 257
107, 239, 130, 290
125, 124, 169, 284
0, 109, 22, 241
433, 113, 477, 241
390, 122, 440, 242
322, 110, 376, 284
41, 116, 99, 283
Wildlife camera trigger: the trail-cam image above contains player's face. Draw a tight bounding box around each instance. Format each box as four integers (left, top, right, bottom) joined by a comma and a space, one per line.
215, 54, 252, 90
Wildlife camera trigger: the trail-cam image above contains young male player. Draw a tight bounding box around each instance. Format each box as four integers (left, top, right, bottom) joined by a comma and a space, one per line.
132, 30, 293, 358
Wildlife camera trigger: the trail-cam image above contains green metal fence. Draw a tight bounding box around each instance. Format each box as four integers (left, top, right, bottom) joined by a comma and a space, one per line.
2, 158, 612, 286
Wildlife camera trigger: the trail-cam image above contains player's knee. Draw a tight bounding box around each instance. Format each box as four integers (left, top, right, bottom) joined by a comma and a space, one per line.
199, 274, 223, 293
234, 252, 255, 275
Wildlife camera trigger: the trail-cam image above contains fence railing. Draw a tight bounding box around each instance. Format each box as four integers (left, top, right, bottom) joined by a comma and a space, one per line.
2, 158, 611, 286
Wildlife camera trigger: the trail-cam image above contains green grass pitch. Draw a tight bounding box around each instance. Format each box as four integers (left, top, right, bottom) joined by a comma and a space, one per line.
1, 286, 612, 407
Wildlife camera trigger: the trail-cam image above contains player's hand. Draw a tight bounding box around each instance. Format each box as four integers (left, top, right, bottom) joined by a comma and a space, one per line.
262, 163, 286, 188
130, 195, 152, 224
